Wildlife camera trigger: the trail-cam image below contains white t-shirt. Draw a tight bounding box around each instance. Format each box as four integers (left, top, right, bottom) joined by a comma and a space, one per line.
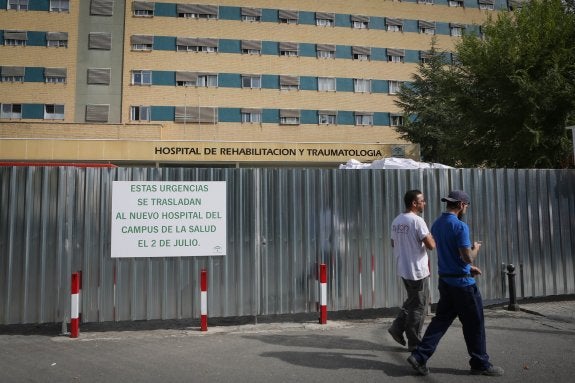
391, 212, 430, 280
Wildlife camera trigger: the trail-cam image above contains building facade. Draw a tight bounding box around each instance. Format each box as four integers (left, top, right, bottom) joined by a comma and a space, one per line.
0, 0, 507, 167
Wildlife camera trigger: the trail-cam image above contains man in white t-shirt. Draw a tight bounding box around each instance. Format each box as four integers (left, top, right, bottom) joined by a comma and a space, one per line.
388, 190, 436, 351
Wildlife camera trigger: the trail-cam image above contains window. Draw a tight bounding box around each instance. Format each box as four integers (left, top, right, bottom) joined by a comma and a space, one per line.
8, 0, 28, 10
242, 40, 261, 55
390, 114, 404, 127
176, 37, 218, 52
318, 77, 336, 92
241, 75, 261, 89
420, 27, 435, 35
4, 30, 27, 46
44, 104, 65, 120
1, 66, 24, 82
133, 1, 154, 17
131, 35, 153, 51
354, 79, 371, 93
479, 0, 495, 10
89, 32, 112, 50
47, 32, 68, 47
177, 4, 217, 19
451, 26, 463, 37
279, 10, 298, 24
50, 0, 69, 12
174, 106, 217, 124
241, 109, 262, 123
90, 0, 114, 16
87, 68, 111, 85
86, 104, 109, 122
351, 15, 369, 29
279, 42, 298, 57
418, 0, 434, 4
387, 49, 405, 63
45, 68, 67, 83
131, 106, 150, 121
197, 74, 217, 87
316, 12, 335, 27
355, 113, 373, 126
449, 0, 464, 7
241, 7, 261, 22
419, 21, 436, 35
353, 46, 371, 61
388, 81, 403, 94
0, 103, 22, 119
386, 18, 403, 32
317, 44, 335, 59
318, 111, 336, 125
280, 110, 300, 125
131, 70, 152, 85
280, 75, 299, 91
420, 51, 432, 64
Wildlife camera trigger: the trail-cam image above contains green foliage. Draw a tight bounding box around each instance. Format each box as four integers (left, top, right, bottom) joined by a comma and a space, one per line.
395, 0, 575, 168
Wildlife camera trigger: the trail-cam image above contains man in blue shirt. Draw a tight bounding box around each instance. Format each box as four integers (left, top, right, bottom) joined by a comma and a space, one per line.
407, 190, 504, 377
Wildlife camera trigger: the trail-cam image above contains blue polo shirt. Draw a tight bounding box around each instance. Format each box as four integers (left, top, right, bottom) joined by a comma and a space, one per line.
431, 212, 475, 287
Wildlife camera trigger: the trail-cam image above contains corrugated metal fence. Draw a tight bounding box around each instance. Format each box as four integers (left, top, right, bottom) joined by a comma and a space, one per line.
1, 166, 574, 325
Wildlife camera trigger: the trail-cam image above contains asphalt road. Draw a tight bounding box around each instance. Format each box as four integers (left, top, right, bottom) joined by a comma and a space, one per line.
1, 304, 574, 383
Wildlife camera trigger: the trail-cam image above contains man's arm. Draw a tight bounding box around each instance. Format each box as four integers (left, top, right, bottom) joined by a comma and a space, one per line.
458, 242, 481, 264
422, 233, 435, 250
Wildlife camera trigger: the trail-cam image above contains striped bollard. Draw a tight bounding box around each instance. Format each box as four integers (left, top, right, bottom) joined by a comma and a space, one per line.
200, 269, 208, 331
319, 263, 327, 324
359, 256, 363, 309
70, 272, 80, 338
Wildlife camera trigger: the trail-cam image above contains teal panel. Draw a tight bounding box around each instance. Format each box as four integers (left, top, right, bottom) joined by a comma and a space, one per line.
262, 41, 278, 55
299, 43, 316, 58
299, 11, 315, 25
405, 50, 420, 64
24, 67, 44, 82
300, 76, 317, 91
372, 48, 387, 61
262, 109, 279, 123
262, 75, 278, 89
336, 45, 352, 59
337, 111, 354, 125
371, 17, 386, 31
155, 3, 177, 17
22, 104, 44, 119
301, 110, 316, 124
30, 0, 50, 11
335, 14, 351, 28
154, 36, 176, 51
219, 39, 241, 54
262, 9, 278, 22
27, 32, 46, 47
151, 106, 174, 121
404, 20, 419, 33
152, 71, 175, 86
437, 23, 451, 36
219, 107, 241, 122
374, 112, 389, 126
219, 73, 241, 88
372, 80, 388, 94
336, 78, 354, 92
219, 6, 240, 20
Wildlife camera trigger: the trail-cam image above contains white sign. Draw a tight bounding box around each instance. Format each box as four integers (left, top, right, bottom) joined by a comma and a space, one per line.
111, 181, 226, 257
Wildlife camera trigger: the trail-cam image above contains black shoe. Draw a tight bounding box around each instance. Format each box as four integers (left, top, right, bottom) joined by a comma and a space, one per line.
388, 328, 406, 346
470, 365, 504, 376
407, 355, 429, 376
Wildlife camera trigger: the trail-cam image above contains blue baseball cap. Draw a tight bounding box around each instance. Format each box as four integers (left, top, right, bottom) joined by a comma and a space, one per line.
441, 190, 470, 205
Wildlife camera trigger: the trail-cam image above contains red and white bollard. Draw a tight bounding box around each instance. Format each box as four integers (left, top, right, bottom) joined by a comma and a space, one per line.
359, 256, 363, 309
319, 263, 327, 324
200, 269, 208, 331
70, 272, 80, 338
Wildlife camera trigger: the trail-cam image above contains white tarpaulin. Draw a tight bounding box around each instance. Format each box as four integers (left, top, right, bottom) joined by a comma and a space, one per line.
339, 157, 453, 169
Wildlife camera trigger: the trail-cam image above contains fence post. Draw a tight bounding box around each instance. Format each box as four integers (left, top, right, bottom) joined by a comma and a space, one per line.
506, 264, 520, 311
319, 263, 327, 324
70, 272, 80, 338
200, 269, 208, 331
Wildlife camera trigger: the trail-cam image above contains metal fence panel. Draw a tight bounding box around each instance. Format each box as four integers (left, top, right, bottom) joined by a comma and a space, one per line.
0, 167, 574, 325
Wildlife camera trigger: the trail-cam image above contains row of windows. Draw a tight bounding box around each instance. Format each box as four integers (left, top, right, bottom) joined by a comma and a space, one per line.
0, 103, 405, 126
3, 0, 69, 12
0, 66, 413, 93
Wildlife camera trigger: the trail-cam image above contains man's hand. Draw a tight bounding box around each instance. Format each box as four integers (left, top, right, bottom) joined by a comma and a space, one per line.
470, 265, 482, 277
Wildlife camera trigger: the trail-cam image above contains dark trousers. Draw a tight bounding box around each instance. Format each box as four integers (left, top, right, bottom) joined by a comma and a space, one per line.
390, 277, 428, 348
413, 279, 491, 370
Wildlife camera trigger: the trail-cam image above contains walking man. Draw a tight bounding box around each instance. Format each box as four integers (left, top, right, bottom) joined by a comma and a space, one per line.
389, 190, 436, 351
407, 190, 504, 376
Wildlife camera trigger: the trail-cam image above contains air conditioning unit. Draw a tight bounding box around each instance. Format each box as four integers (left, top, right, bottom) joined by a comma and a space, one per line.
391, 146, 405, 158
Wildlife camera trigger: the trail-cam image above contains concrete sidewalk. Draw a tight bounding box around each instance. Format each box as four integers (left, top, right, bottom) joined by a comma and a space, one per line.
1, 299, 574, 383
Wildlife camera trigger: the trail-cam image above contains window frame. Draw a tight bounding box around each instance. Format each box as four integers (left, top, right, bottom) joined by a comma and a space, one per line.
318, 113, 336, 125
390, 115, 404, 127
44, 104, 65, 120
241, 111, 262, 123
280, 116, 300, 125
0, 103, 22, 119
241, 75, 262, 89
388, 55, 404, 63
354, 79, 371, 93
316, 18, 334, 27
49, 0, 69, 12
318, 77, 336, 92
8, 0, 28, 11
386, 25, 402, 32
355, 114, 373, 126
388, 80, 403, 94
131, 70, 152, 85
130, 105, 151, 121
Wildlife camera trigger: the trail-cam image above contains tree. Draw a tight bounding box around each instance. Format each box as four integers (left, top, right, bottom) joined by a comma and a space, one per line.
395, 0, 575, 168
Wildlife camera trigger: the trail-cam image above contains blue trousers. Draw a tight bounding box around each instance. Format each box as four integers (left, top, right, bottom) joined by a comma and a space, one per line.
412, 279, 491, 370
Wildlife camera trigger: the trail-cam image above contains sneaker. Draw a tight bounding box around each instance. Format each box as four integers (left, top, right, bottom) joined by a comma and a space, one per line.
388, 327, 406, 346
407, 355, 429, 376
470, 365, 504, 376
